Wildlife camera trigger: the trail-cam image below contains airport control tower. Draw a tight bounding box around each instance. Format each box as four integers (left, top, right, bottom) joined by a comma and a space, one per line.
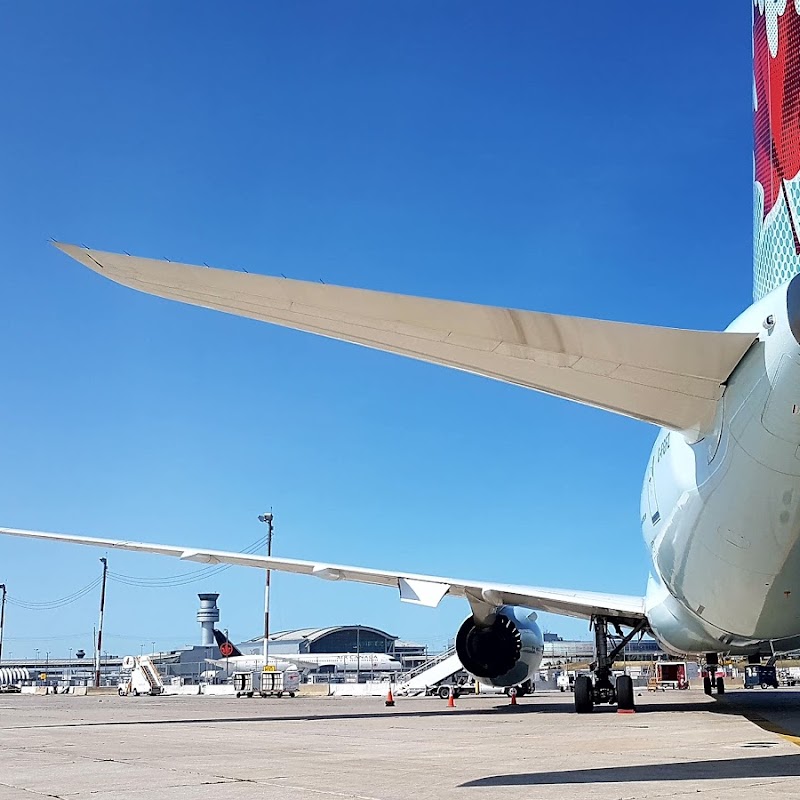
197, 593, 220, 646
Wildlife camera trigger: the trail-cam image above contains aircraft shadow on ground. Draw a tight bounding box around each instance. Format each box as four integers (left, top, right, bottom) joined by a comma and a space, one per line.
9, 689, 800, 731
460, 753, 800, 786
0, 697, 763, 730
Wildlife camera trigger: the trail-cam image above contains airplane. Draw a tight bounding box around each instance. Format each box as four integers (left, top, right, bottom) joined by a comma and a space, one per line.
2, 4, 798, 714
209, 629, 302, 674
208, 629, 403, 675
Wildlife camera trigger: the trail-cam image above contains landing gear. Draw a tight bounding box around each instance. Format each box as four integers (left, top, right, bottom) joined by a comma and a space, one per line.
572, 616, 647, 714
616, 675, 634, 711
574, 675, 594, 713
702, 654, 725, 695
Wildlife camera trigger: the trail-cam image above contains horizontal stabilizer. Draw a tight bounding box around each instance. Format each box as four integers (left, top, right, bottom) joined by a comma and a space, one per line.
55, 244, 757, 436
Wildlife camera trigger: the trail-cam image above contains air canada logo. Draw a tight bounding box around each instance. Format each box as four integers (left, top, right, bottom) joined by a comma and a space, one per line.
754, 0, 800, 251
219, 641, 234, 657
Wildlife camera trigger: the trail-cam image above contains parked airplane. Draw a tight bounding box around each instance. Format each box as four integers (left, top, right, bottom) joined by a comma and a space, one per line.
209, 630, 302, 674
208, 629, 402, 674
2, 5, 797, 713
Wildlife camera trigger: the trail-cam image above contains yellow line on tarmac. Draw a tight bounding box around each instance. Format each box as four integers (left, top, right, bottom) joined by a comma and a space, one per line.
739, 711, 800, 747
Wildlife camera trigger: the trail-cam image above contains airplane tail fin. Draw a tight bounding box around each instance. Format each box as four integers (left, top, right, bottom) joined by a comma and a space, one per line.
212, 629, 242, 657
753, 1, 800, 300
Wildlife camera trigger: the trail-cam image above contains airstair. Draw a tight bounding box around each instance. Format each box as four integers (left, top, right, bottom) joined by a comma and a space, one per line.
119, 655, 164, 696
395, 647, 463, 696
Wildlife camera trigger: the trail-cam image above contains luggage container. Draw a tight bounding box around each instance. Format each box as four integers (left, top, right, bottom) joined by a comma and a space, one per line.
233, 669, 300, 698
651, 661, 689, 690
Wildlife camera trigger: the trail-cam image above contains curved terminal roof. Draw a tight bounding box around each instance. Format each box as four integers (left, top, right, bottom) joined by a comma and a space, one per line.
240, 625, 397, 647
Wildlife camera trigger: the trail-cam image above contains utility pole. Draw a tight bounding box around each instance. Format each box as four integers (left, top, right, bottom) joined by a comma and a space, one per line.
257, 513, 274, 668
94, 558, 108, 688
356, 625, 361, 685
0, 584, 6, 666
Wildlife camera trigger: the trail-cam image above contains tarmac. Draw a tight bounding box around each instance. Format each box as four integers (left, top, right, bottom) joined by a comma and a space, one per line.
2, 688, 800, 799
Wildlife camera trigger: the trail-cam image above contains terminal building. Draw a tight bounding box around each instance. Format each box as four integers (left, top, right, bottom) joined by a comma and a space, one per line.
0, 593, 667, 690
236, 626, 400, 657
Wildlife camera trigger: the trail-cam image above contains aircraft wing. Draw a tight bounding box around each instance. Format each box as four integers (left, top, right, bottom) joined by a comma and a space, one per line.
54, 244, 756, 438
0, 527, 645, 628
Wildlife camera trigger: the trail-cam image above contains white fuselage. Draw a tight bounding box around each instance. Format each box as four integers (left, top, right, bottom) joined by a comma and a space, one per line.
210, 652, 403, 674
643, 275, 800, 655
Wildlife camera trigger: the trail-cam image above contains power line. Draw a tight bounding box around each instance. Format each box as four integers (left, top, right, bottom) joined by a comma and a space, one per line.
107, 535, 268, 588
7, 577, 102, 610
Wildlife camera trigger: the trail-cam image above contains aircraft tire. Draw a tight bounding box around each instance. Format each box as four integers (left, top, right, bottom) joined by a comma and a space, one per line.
616, 675, 634, 711
703, 677, 712, 695
574, 675, 593, 713
716, 677, 725, 694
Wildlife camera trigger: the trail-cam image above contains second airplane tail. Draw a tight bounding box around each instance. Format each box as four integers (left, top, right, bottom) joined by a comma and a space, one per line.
212, 629, 242, 658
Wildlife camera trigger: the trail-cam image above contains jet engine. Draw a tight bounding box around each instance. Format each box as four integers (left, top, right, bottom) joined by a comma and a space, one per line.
455, 605, 544, 688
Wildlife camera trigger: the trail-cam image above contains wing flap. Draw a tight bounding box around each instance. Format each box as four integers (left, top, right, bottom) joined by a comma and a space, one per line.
0, 526, 645, 626
54, 243, 757, 436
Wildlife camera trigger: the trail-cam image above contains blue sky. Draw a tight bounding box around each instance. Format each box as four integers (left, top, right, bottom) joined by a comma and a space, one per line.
0, 3, 752, 658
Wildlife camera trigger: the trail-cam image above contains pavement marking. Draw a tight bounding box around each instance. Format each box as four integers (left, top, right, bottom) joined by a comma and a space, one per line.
737, 710, 800, 747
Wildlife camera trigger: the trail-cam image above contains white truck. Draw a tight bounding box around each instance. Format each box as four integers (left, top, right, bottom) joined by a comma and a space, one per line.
233, 669, 300, 698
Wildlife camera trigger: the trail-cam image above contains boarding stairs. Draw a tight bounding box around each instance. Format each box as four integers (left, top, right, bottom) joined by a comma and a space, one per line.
395, 647, 463, 696
120, 655, 164, 696
139, 657, 163, 692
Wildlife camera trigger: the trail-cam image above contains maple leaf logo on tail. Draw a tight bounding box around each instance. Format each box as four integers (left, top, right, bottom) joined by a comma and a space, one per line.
753, 1, 800, 299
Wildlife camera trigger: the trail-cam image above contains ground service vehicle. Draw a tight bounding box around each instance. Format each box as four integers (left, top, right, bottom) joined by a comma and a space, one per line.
744, 664, 779, 690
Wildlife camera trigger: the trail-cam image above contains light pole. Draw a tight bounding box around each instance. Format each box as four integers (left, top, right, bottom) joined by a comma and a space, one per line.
257, 513, 274, 667
34, 648, 39, 663
0, 583, 6, 666
95, 557, 108, 688
151, 641, 156, 657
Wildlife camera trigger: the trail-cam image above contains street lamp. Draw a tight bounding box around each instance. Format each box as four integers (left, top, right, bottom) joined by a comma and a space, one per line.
257, 513, 274, 667
34, 648, 39, 662
0, 583, 6, 666
151, 641, 156, 656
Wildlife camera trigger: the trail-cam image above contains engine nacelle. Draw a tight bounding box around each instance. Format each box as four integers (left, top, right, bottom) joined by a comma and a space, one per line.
455, 605, 544, 688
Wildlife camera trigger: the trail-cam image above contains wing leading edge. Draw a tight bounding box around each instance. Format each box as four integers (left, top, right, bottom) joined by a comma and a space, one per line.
54, 243, 756, 438
0, 526, 645, 628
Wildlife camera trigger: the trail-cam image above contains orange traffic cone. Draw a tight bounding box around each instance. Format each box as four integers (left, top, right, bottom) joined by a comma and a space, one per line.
447, 687, 456, 708
385, 687, 395, 707
509, 687, 517, 706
